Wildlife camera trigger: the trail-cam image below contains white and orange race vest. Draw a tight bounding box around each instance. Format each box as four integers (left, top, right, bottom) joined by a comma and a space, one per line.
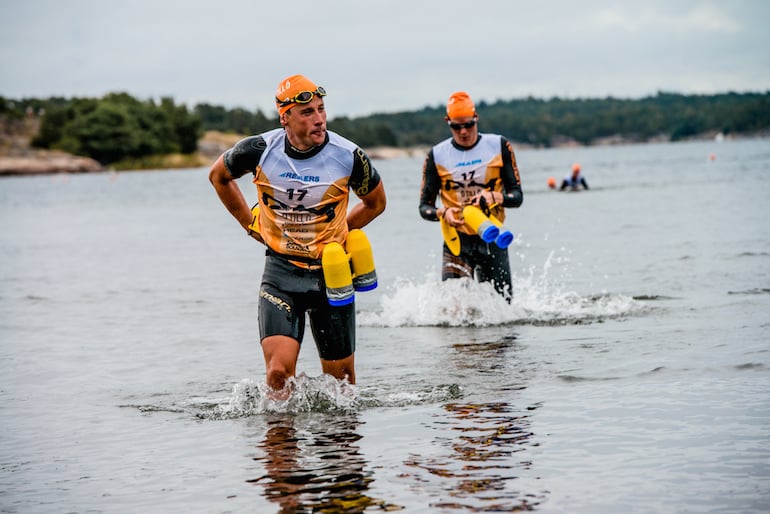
431, 134, 507, 235
251, 129, 362, 261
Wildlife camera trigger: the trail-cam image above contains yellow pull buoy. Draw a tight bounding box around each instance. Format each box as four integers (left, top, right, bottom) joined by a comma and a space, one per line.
487, 214, 514, 248
462, 205, 514, 248
441, 217, 461, 256
347, 229, 378, 292
462, 205, 499, 243
322, 242, 355, 306
321, 229, 378, 306
247, 205, 261, 235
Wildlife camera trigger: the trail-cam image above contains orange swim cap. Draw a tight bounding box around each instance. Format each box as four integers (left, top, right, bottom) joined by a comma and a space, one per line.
275, 74, 321, 116
572, 163, 581, 172
446, 91, 476, 119
547, 176, 556, 188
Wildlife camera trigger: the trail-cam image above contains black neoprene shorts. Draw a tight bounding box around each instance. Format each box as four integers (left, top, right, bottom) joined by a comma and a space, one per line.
258, 254, 355, 361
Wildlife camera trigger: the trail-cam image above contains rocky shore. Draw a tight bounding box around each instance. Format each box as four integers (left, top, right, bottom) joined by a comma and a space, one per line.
2, 126, 757, 177
0, 149, 103, 176
0, 129, 431, 177
0, 116, 102, 176
364, 145, 431, 160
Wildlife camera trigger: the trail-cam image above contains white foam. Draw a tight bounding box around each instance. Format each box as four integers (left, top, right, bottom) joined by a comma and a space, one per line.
216, 374, 360, 417
360, 250, 648, 327
213, 376, 464, 417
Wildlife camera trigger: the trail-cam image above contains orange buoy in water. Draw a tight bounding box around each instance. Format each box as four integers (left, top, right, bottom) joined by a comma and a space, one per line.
547, 176, 556, 189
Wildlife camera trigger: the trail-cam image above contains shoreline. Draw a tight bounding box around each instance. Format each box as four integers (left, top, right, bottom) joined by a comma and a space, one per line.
1, 132, 765, 177
0, 149, 103, 176
364, 145, 432, 160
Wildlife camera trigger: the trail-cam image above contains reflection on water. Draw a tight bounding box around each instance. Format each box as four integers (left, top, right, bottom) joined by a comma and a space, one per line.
403, 401, 544, 511
249, 414, 401, 513
395, 334, 547, 511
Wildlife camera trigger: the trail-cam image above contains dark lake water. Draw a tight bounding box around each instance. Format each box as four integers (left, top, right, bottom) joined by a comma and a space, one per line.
1, 138, 769, 513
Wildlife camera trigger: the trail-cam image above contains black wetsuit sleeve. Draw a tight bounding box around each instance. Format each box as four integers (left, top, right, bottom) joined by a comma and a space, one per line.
581, 178, 589, 190
500, 137, 523, 208
223, 135, 267, 178
419, 150, 442, 221
349, 148, 382, 197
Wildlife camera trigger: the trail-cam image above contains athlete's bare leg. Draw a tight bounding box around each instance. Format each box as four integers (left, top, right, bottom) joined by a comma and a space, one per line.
261, 335, 300, 391
320, 354, 356, 385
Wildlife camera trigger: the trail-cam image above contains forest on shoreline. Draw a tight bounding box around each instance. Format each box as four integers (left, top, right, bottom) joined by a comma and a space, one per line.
192, 90, 770, 149
1, 90, 768, 172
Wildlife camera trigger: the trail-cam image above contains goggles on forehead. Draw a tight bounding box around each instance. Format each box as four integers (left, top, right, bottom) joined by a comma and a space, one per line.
276, 86, 327, 108
448, 119, 476, 130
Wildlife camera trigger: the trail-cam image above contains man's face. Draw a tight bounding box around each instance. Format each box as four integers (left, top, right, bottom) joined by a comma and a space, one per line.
448, 115, 478, 147
283, 96, 327, 150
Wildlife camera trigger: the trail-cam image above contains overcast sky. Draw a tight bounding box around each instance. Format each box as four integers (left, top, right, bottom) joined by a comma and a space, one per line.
1, 0, 768, 119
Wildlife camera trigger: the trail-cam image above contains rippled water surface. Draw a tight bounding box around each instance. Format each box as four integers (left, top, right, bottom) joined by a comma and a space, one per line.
1, 138, 769, 513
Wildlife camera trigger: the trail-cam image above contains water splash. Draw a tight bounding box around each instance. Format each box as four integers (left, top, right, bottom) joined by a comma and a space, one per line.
210, 374, 464, 419
363, 276, 510, 327
215, 374, 360, 418
362, 250, 651, 327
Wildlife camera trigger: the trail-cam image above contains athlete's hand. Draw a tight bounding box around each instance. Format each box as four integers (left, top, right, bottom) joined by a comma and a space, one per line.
247, 230, 265, 244
472, 191, 501, 213
442, 206, 465, 227
245, 214, 265, 244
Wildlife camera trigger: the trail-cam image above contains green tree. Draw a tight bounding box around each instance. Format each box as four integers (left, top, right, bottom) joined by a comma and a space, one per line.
30, 92, 202, 164
67, 101, 147, 163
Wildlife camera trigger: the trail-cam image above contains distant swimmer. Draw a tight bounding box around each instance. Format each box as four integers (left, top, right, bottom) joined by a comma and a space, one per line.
547, 176, 557, 189
560, 163, 589, 191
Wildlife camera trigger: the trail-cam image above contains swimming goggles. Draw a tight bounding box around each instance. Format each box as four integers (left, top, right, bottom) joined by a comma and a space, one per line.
276, 87, 327, 107
448, 119, 477, 130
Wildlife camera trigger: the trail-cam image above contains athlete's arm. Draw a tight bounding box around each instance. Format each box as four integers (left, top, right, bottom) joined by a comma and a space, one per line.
500, 138, 523, 208
419, 151, 443, 221
209, 154, 255, 234
347, 148, 386, 230
223, 135, 266, 178
208, 135, 267, 237
348, 181, 386, 230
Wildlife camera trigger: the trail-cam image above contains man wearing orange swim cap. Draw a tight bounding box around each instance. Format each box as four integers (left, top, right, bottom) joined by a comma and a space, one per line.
209, 74, 387, 391
560, 162, 589, 191
419, 91, 524, 302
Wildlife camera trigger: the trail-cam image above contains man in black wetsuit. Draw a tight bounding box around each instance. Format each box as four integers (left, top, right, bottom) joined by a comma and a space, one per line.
419, 91, 523, 301
209, 74, 386, 392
